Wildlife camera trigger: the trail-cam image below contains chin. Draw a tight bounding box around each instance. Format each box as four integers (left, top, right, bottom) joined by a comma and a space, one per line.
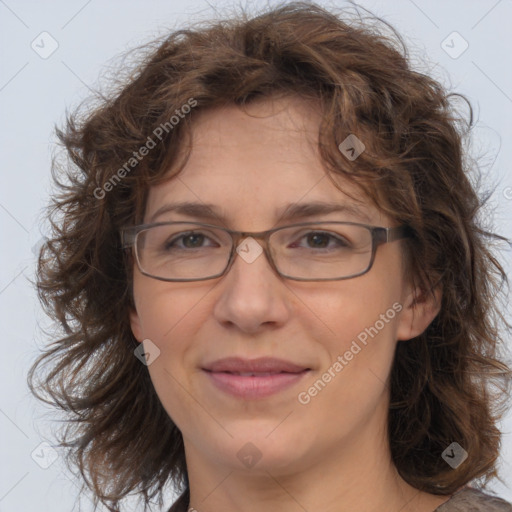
209, 421, 313, 474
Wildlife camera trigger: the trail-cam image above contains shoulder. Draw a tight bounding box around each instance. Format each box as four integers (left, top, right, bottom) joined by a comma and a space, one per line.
436, 487, 512, 511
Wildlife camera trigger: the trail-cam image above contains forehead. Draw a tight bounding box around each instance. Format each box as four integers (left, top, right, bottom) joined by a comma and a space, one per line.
190, 95, 320, 152
145, 96, 385, 228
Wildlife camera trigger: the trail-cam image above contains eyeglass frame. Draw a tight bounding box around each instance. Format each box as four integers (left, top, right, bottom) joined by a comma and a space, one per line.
120, 220, 414, 282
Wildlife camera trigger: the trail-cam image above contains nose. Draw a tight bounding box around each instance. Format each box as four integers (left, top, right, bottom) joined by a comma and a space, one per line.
212, 237, 291, 334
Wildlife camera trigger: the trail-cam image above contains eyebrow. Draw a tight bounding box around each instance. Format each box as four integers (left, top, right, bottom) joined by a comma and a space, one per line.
148, 200, 373, 224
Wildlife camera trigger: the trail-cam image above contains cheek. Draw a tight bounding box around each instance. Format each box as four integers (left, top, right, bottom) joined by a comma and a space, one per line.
294, 276, 403, 414
299, 277, 402, 357
297, 293, 402, 429
133, 276, 211, 345
325, 303, 400, 387
132, 281, 210, 428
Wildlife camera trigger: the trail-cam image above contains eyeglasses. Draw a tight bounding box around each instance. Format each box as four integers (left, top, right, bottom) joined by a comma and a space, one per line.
120, 221, 413, 282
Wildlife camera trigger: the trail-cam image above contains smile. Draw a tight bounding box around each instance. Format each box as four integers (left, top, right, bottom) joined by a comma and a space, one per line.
202, 357, 311, 399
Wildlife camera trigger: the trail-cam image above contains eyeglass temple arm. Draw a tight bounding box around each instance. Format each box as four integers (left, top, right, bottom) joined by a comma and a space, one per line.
385, 225, 414, 242
120, 228, 136, 249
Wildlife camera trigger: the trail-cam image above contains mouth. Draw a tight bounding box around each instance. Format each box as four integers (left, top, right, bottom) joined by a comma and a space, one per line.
202, 357, 311, 399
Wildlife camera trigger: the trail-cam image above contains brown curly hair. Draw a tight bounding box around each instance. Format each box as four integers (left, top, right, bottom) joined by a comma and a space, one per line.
27, 2, 512, 511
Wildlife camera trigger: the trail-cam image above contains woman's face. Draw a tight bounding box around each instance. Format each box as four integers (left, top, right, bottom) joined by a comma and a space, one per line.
129, 96, 434, 476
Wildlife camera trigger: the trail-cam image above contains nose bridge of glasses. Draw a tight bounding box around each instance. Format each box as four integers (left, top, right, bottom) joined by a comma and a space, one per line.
233, 228, 271, 245
230, 228, 274, 263
220, 228, 286, 281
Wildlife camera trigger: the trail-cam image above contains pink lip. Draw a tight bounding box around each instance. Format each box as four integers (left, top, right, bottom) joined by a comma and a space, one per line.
202, 357, 310, 399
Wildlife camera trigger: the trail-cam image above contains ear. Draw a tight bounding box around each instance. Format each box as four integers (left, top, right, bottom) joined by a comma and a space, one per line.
396, 282, 442, 341
130, 306, 144, 343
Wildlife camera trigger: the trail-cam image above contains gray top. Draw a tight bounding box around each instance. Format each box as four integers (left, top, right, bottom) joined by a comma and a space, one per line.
435, 487, 512, 511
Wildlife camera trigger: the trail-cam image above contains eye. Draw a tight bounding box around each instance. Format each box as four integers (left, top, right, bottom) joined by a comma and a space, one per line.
165, 231, 218, 250
291, 231, 352, 250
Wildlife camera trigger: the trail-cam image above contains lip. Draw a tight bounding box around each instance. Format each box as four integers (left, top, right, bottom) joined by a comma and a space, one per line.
202, 357, 311, 399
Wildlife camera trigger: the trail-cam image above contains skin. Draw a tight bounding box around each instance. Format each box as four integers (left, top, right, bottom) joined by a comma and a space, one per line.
130, 95, 449, 512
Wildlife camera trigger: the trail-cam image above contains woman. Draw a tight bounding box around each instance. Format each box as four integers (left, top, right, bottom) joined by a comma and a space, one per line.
28, 2, 512, 511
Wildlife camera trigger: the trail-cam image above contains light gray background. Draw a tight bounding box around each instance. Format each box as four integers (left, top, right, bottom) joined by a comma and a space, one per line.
1, 1, 511, 511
